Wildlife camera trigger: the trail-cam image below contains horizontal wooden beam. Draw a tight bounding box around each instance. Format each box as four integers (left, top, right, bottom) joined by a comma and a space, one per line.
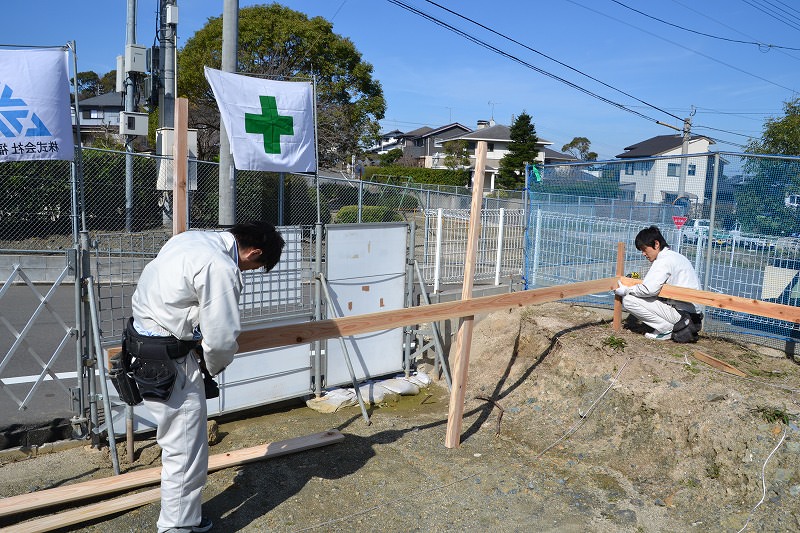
619, 278, 800, 324
237, 278, 619, 352
0, 429, 343, 521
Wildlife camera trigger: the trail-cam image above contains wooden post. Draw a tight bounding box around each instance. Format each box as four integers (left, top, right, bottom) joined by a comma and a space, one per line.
172, 97, 189, 235
445, 140, 487, 448
613, 241, 625, 331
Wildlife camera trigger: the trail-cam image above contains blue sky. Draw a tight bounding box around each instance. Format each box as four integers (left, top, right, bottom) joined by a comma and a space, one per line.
2, 0, 799, 159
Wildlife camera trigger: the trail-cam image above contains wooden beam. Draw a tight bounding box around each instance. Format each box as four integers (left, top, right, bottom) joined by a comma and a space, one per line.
237, 278, 618, 352
172, 97, 188, 235
613, 242, 625, 331
691, 350, 748, 377
446, 140, 487, 449
618, 278, 800, 324
0, 488, 161, 533
0, 429, 343, 521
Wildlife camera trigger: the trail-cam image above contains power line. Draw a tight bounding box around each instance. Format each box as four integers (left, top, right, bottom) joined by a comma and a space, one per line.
421, 0, 682, 121
609, 0, 800, 51
669, 0, 800, 63
386, 0, 668, 125
740, 0, 800, 33
567, 0, 797, 93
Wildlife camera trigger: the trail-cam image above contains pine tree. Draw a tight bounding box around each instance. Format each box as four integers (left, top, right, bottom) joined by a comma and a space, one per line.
497, 112, 539, 189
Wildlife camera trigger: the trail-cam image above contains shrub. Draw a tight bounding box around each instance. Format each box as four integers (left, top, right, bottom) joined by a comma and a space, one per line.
334, 205, 403, 224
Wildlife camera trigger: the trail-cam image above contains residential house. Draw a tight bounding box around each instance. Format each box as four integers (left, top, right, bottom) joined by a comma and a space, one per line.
72, 91, 125, 143
615, 134, 715, 206
444, 120, 554, 191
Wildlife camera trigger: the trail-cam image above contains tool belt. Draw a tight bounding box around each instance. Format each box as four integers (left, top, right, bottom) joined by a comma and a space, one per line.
119, 318, 198, 403
672, 311, 704, 343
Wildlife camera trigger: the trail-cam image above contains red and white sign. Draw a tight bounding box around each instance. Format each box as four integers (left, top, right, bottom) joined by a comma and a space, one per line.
672, 216, 688, 229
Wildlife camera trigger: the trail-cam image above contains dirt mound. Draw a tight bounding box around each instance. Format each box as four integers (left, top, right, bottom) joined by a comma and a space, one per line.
1, 302, 798, 532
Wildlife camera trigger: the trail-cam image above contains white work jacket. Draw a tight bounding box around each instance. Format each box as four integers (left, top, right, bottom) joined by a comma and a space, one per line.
627, 247, 700, 313
131, 231, 243, 375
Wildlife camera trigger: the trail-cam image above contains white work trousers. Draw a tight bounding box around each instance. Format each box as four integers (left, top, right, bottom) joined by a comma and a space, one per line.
144, 354, 208, 533
621, 294, 681, 334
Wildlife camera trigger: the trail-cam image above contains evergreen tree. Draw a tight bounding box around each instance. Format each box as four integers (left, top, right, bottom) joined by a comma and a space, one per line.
497, 112, 538, 189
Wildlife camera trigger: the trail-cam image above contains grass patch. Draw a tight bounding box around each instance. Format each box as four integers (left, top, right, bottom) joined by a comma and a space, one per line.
755, 406, 791, 425
603, 335, 627, 351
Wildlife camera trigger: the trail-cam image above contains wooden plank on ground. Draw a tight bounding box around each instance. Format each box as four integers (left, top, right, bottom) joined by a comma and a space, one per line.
0, 488, 161, 533
0, 429, 343, 521
691, 350, 748, 377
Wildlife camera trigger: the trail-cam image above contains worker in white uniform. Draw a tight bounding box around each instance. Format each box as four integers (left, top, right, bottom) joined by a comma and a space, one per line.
129, 221, 285, 533
614, 225, 701, 341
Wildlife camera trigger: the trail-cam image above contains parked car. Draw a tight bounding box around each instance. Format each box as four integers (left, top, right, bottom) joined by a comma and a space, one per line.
681, 219, 731, 246
729, 225, 777, 250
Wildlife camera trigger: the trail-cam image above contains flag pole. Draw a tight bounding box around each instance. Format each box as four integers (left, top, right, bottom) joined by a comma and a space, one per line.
312, 73, 321, 225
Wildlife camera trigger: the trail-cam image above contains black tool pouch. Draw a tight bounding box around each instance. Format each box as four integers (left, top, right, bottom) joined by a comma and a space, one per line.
109, 333, 143, 406
133, 357, 178, 402
124, 318, 195, 403
672, 311, 702, 343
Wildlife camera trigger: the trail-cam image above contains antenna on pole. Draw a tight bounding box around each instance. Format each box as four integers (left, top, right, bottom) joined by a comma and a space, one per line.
488, 101, 500, 121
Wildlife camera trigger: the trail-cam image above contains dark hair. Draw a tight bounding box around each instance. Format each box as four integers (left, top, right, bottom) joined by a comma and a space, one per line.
634, 225, 669, 251
228, 221, 285, 272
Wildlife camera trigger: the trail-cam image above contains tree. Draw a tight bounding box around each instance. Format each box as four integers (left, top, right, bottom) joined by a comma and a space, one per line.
72, 71, 101, 100
442, 139, 469, 169
736, 97, 800, 234
496, 112, 539, 189
379, 148, 403, 167
177, 3, 385, 165
99, 70, 117, 94
561, 136, 598, 161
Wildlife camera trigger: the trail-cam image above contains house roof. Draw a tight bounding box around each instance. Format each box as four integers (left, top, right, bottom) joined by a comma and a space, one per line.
419, 122, 471, 139
616, 134, 714, 158
78, 91, 125, 108
403, 126, 434, 137
541, 146, 578, 161
455, 124, 552, 145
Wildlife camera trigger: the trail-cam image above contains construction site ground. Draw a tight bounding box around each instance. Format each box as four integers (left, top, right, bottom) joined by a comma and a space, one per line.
1, 301, 799, 532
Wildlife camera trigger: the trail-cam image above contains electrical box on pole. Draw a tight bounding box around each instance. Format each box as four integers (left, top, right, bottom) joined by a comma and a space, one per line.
119, 111, 149, 136
165, 4, 178, 25
125, 44, 147, 73
115, 55, 125, 92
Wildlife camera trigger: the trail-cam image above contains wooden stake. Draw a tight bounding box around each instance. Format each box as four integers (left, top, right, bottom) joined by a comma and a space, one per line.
692, 350, 748, 377
613, 241, 625, 331
445, 140, 487, 448
172, 97, 188, 235
0, 430, 343, 521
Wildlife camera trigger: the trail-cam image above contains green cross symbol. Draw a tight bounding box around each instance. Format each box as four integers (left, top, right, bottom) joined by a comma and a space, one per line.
245, 95, 294, 154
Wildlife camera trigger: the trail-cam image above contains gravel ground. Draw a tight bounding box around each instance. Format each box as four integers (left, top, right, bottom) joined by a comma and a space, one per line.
1, 302, 799, 532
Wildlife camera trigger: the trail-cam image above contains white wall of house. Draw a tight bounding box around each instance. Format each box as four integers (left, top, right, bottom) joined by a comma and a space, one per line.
619, 138, 711, 204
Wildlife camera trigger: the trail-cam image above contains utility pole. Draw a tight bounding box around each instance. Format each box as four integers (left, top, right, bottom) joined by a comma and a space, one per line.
677, 115, 692, 199
124, 0, 137, 232
218, 0, 238, 226
159, 0, 177, 129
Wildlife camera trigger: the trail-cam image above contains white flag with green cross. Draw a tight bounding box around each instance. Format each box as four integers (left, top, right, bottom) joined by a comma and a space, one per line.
205, 67, 316, 172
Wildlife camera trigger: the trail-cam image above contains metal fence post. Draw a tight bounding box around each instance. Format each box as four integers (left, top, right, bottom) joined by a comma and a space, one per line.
495, 208, 505, 285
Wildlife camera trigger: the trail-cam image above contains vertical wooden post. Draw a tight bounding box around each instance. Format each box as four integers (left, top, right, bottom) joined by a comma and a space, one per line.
445, 140, 487, 448
613, 241, 625, 331
172, 97, 189, 235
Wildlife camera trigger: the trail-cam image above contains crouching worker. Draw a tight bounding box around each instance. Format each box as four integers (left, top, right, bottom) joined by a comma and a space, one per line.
129, 221, 285, 533
614, 225, 703, 342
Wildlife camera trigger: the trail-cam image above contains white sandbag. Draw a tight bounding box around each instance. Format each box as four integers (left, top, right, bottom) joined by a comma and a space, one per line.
305, 388, 356, 413
379, 377, 420, 395
407, 371, 431, 387
355, 382, 393, 404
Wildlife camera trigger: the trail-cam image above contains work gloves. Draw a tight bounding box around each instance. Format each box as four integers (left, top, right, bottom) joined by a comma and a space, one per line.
614, 280, 629, 297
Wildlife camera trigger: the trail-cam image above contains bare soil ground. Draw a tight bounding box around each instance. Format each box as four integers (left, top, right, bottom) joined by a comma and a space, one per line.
1, 302, 799, 532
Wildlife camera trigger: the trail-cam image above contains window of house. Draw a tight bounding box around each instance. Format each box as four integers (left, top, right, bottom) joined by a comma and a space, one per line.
667, 163, 680, 177
688, 164, 696, 176
487, 143, 494, 152
625, 163, 634, 175
414, 138, 424, 147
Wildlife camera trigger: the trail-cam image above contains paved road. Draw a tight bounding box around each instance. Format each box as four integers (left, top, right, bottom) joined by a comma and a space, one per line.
0, 284, 85, 433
